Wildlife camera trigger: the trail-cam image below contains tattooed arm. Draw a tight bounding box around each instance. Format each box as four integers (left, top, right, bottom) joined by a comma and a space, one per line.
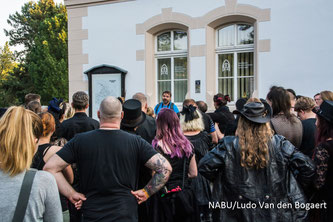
131, 153, 172, 204
143, 153, 172, 196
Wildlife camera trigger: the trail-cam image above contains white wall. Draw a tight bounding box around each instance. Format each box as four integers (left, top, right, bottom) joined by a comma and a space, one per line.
82, 0, 333, 105
259, 0, 333, 98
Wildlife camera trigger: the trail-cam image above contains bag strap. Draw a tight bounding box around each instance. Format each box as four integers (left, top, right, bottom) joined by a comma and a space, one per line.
270, 120, 276, 134
155, 102, 162, 114
182, 157, 187, 189
12, 169, 37, 222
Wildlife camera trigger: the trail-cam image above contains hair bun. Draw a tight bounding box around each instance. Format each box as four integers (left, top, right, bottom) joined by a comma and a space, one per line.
225, 95, 231, 102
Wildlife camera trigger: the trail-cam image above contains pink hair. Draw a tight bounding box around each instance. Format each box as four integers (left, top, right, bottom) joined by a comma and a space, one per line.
152, 108, 193, 158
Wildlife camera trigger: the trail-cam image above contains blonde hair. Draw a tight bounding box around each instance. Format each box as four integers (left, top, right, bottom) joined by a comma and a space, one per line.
294, 96, 316, 112
60, 102, 74, 120
0, 106, 43, 176
180, 110, 205, 132
236, 98, 274, 169
146, 107, 154, 117
320, 90, 333, 101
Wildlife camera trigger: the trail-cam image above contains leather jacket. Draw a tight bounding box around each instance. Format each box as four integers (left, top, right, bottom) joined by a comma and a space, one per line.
199, 135, 316, 222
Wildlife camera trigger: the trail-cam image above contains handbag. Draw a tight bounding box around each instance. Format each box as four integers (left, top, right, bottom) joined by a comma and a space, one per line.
12, 169, 37, 222
161, 157, 196, 216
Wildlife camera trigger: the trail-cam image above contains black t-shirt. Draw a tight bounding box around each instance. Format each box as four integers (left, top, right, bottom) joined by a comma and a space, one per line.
300, 118, 316, 158
57, 129, 157, 222
156, 146, 193, 190
186, 131, 211, 162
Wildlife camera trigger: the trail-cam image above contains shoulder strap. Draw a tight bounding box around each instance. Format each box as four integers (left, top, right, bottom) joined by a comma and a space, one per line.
170, 103, 174, 110
270, 120, 276, 134
12, 169, 37, 222
35, 145, 52, 170
42, 145, 52, 158
155, 102, 162, 114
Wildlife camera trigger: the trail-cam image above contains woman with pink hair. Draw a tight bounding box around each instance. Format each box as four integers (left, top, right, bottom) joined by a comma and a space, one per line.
150, 108, 198, 222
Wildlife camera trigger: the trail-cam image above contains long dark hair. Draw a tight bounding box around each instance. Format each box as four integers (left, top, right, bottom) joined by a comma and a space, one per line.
316, 115, 333, 145
152, 108, 193, 158
267, 86, 295, 122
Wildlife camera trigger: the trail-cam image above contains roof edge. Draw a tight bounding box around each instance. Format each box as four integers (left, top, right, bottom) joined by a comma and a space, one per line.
84, 64, 128, 74
65, 0, 134, 8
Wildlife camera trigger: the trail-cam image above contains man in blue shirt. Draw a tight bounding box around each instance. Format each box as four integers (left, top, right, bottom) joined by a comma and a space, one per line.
154, 91, 179, 115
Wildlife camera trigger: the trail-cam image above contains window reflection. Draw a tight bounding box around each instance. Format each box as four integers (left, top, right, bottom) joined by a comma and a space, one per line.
173, 31, 187, 51
217, 24, 254, 48
157, 32, 171, 51
237, 24, 254, 45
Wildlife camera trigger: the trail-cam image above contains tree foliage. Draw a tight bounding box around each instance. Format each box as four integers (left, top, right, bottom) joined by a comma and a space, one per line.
0, 42, 17, 80
0, 64, 33, 107
2, 0, 68, 106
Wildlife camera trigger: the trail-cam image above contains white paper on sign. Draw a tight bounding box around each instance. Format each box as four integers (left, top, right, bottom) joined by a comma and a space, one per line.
92, 73, 121, 120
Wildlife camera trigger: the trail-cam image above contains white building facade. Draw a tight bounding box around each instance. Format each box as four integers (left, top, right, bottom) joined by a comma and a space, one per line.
65, 0, 333, 110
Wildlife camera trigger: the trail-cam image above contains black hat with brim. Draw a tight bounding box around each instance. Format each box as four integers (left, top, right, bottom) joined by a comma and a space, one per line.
313, 100, 333, 124
121, 99, 146, 128
233, 99, 272, 124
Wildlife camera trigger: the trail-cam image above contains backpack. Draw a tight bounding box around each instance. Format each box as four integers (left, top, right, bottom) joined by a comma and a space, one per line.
155, 102, 174, 114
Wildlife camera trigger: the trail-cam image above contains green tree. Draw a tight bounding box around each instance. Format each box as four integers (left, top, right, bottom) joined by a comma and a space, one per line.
4, 0, 68, 105
0, 65, 32, 107
0, 42, 17, 80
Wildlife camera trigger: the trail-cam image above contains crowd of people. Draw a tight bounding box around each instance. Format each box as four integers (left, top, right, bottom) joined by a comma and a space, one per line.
0, 87, 332, 222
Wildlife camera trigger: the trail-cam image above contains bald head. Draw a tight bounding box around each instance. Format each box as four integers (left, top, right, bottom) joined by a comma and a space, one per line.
196, 101, 208, 113
132, 92, 147, 112
98, 96, 122, 122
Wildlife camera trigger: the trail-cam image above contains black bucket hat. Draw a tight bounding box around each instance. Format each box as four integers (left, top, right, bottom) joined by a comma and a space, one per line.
121, 99, 146, 128
313, 100, 333, 124
233, 99, 272, 123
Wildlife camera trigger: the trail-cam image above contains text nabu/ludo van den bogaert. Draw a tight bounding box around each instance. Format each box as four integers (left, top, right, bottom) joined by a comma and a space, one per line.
209, 201, 327, 211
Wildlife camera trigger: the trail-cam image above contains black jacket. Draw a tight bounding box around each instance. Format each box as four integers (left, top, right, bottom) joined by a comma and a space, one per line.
58, 112, 100, 141
207, 106, 234, 134
136, 114, 156, 144
199, 135, 315, 222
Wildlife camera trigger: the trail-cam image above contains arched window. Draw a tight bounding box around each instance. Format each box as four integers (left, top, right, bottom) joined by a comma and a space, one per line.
156, 30, 188, 103
216, 24, 254, 101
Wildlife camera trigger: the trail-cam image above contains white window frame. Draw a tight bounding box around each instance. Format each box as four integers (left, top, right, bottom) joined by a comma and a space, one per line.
215, 23, 254, 102
155, 30, 188, 105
